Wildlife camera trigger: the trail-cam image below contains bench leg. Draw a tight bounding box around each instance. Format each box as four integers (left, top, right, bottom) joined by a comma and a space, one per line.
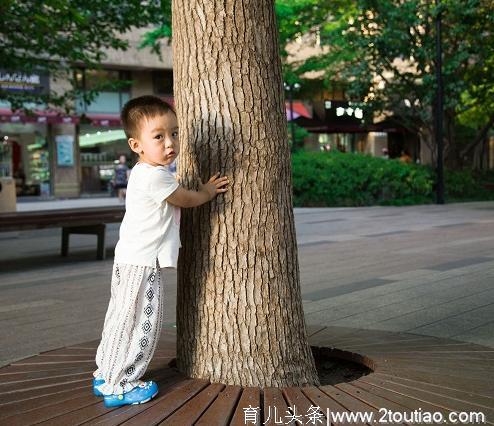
61, 224, 106, 260
61, 228, 69, 257
97, 224, 106, 260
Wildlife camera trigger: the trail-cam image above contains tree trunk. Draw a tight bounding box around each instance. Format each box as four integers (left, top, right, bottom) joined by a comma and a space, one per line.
444, 109, 461, 169
172, 0, 320, 387
460, 113, 494, 159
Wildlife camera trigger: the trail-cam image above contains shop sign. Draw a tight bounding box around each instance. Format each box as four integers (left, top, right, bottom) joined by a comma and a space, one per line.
0, 70, 50, 94
56, 135, 75, 167
324, 100, 365, 124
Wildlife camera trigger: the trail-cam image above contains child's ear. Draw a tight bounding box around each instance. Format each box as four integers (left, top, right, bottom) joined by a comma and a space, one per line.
128, 138, 141, 154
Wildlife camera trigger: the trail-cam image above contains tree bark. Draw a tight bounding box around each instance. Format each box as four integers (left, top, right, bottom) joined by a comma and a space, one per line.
172, 0, 320, 387
460, 114, 494, 159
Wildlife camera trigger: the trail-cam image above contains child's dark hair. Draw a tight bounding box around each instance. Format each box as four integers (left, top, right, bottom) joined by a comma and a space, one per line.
121, 95, 175, 139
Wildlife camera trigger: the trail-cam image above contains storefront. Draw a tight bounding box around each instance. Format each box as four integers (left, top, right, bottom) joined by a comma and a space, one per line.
0, 69, 53, 196
79, 122, 134, 194
295, 100, 420, 161
0, 122, 50, 196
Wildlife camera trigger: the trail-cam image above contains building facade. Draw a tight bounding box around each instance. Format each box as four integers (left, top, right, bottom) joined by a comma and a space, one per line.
0, 28, 173, 198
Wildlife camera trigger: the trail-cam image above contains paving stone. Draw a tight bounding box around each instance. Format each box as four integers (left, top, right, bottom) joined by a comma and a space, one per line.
1, 200, 494, 367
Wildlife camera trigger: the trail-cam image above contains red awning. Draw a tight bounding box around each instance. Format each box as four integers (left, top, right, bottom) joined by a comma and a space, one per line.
0, 95, 176, 127
0, 108, 79, 125
82, 113, 121, 127
285, 101, 312, 121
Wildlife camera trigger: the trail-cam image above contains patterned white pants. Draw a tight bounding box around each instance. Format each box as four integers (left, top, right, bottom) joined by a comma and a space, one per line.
93, 260, 164, 395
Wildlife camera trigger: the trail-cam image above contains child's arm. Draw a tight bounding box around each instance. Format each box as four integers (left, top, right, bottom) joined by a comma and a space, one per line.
166, 172, 229, 208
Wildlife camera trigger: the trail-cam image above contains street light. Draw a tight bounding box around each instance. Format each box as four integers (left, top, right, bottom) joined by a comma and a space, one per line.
284, 82, 301, 150
435, 0, 445, 204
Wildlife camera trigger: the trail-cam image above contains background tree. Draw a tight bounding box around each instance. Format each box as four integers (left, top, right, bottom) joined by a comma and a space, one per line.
172, 0, 320, 387
0, 0, 163, 111
291, 0, 494, 169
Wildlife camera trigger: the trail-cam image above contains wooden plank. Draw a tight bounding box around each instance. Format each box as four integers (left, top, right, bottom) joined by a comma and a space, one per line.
36, 400, 113, 426
375, 356, 494, 372
302, 386, 350, 413
27, 370, 181, 425
195, 385, 242, 425
335, 382, 414, 412
360, 375, 494, 420
352, 380, 453, 416
34, 370, 181, 426
371, 372, 494, 408
0, 367, 94, 383
310, 328, 422, 348
119, 379, 209, 426
372, 352, 494, 362
80, 373, 186, 426
0, 371, 90, 394
344, 341, 482, 353
158, 383, 225, 425
319, 385, 380, 416
0, 384, 91, 420
283, 387, 326, 424
352, 336, 493, 350
0, 379, 91, 405
3, 361, 97, 372
0, 370, 181, 421
333, 335, 440, 349
377, 367, 494, 396
1, 394, 102, 426
376, 359, 493, 381
302, 386, 367, 426
229, 387, 261, 426
263, 387, 291, 425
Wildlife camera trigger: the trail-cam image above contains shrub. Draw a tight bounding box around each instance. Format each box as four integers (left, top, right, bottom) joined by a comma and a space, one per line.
292, 151, 494, 207
442, 169, 494, 201
292, 151, 434, 207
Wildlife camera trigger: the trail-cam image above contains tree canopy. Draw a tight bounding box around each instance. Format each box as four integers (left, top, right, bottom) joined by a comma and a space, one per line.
3, 0, 492, 167
282, 0, 494, 166
0, 0, 163, 111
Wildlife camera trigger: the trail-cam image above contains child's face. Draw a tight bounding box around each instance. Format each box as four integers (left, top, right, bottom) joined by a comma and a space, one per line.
130, 112, 179, 167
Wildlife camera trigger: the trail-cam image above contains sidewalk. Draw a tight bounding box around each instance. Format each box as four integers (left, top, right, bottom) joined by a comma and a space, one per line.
1, 200, 494, 367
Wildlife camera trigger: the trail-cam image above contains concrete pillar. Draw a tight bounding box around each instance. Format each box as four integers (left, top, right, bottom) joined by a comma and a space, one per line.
131, 71, 154, 98
366, 132, 388, 157
49, 123, 80, 197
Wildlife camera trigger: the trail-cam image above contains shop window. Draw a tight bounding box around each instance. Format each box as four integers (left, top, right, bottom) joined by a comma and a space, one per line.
75, 69, 131, 114
153, 70, 173, 95
0, 129, 50, 196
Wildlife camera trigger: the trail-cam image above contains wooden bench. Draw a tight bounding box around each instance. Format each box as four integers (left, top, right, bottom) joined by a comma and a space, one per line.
0, 206, 125, 260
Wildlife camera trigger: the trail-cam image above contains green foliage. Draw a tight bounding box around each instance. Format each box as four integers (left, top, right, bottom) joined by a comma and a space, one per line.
288, 122, 311, 152
0, 0, 164, 111
287, 0, 494, 161
139, 1, 173, 59
442, 169, 494, 201
292, 152, 494, 207
292, 151, 434, 206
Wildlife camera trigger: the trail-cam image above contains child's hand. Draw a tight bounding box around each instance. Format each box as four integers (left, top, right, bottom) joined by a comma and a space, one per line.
199, 172, 229, 200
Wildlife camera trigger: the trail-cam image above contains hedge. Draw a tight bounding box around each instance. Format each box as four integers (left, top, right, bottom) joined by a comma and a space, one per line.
291, 151, 494, 207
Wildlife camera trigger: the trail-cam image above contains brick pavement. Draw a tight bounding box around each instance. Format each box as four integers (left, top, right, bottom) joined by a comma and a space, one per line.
1, 199, 493, 367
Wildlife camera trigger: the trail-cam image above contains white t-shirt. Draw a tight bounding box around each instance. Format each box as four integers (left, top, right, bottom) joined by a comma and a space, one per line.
114, 162, 181, 268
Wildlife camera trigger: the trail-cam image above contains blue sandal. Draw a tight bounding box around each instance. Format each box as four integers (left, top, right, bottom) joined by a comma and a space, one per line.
103, 381, 159, 408
93, 377, 105, 396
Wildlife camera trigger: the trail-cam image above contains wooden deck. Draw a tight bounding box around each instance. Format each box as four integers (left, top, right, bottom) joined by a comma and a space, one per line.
0, 325, 493, 425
